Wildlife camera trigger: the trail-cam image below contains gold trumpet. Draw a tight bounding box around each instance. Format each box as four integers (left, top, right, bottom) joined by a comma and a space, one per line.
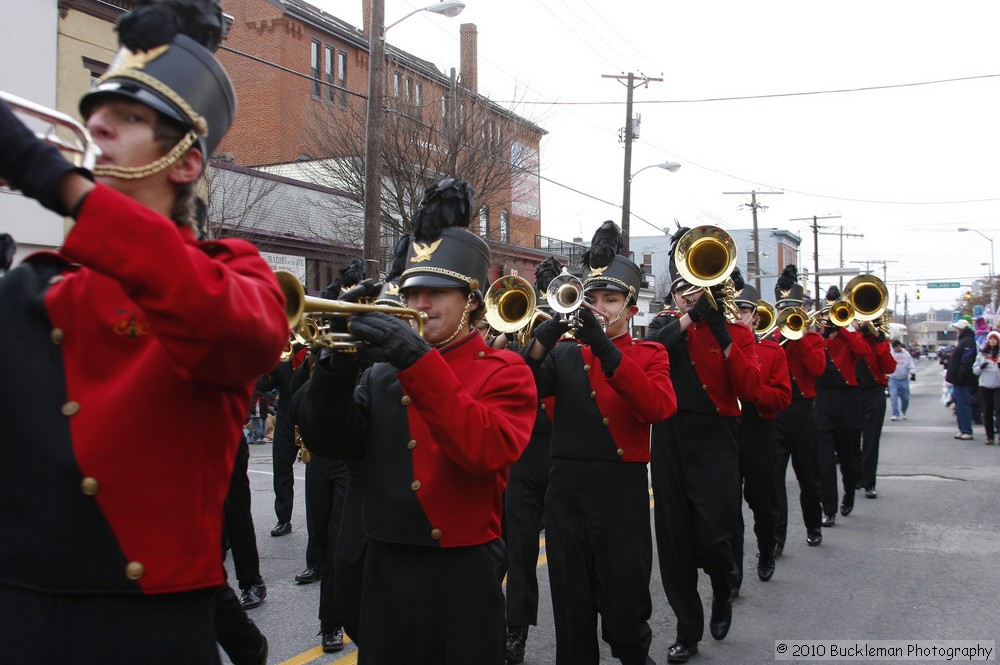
0, 90, 102, 171
276, 271, 427, 353
842, 274, 888, 322
827, 299, 856, 327
754, 299, 778, 339
484, 274, 550, 346
674, 226, 740, 320
776, 306, 813, 342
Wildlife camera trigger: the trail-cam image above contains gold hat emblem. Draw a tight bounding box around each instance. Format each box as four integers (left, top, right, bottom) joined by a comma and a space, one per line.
589, 265, 607, 277
779, 288, 792, 297
117, 44, 170, 72
385, 282, 400, 295
409, 238, 442, 264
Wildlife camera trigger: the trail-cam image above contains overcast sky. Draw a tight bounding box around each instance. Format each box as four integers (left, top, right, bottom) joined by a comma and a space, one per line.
316, 0, 1000, 313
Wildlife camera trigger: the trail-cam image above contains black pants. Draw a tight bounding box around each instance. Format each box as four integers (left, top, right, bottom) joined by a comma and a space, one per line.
504, 430, 551, 628
545, 459, 653, 665
734, 418, 776, 582
773, 398, 823, 544
651, 413, 741, 647
982, 387, 1000, 440
306, 455, 350, 631
0, 584, 217, 665
335, 471, 367, 645
814, 387, 861, 515
272, 419, 297, 525
856, 384, 887, 491
215, 572, 266, 665
359, 539, 507, 665
224, 434, 261, 589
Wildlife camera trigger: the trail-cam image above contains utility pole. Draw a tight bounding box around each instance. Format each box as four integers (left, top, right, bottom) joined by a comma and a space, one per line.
849, 259, 896, 283
723, 190, 782, 294
790, 214, 841, 306
362, 0, 386, 279
603, 72, 662, 256
819, 226, 863, 289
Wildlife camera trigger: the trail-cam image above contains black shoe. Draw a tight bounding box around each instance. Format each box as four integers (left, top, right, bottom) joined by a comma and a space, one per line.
709, 596, 732, 640
806, 529, 823, 546
321, 627, 344, 653
840, 502, 853, 516
821, 513, 836, 527
667, 641, 699, 663
295, 566, 323, 584
270, 521, 291, 537
239, 580, 267, 610
505, 625, 528, 664
855, 482, 863, 490
757, 554, 775, 582
773, 541, 784, 558
865, 487, 877, 499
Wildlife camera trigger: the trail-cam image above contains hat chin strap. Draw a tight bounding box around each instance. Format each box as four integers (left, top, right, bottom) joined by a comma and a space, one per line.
435, 293, 475, 348
92, 130, 198, 180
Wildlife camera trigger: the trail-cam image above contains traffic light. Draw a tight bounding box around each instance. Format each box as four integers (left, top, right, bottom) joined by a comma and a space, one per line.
916, 289, 921, 300
966, 290, 973, 301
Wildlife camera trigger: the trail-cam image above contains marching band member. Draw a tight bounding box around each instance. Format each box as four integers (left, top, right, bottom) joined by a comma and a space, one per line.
297, 178, 536, 665
645, 229, 761, 664
854, 319, 896, 500
814, 286, 871, 526
771, 267, 826, 554
732, 285, 791, 593
525, 221, 675, 665
0, 1, 287, 661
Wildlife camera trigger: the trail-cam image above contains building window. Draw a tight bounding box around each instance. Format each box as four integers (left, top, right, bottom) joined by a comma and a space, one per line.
415, 82, 422, 107
336, 51, 347, 106
393, 72, 401, 98
324, 46, 333, 102
310, 40, 321, 97
82, 57, 108, 86
746, 250, 757, 278
405, 77, 412, 103
642, 252, 653, 266
479, 205, 489, 238
500, 209, 509, 242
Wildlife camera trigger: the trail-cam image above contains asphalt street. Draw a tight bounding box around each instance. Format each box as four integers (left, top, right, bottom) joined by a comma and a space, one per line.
226, 355, 1000, 664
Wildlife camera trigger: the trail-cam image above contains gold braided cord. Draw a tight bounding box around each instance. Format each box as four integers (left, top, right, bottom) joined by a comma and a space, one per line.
97, 68, 208, 136
583, 275, 636, 295
92, 130, 198, 180
401, 266, 476, 288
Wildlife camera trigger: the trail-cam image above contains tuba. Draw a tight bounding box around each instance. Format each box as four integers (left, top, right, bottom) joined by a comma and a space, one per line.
276, 271, 427, 353
674, 226, 740, 320
0, 91, 102, 171
484, 274, 550, 346
754, 299, 778, 339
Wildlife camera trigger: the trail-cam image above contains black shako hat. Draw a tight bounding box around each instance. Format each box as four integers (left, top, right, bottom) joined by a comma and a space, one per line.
666, 225, 691, 292
774, 264, 805, 308
399, 178, 490, 300
80, 0, 236, 158
734, 282, 761, 310
579, 221, 643, 303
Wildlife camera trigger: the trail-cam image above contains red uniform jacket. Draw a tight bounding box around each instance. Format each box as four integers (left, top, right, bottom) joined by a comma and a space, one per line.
0, 184, 288, 595
687, 321, 761, 416
818, 327, 871, 387
747, 339, 792, 419
858, 335, 895, 387
303, 332, 537, 548
773, 330, 827, 399
533, 333, 677, 463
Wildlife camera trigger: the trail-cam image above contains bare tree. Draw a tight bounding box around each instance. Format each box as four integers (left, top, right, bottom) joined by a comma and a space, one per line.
204, 162, 281, 244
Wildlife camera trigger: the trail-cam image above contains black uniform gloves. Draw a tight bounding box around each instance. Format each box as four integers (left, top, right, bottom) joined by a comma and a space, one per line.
352, 311, 431, 370
532, 316, 571, 350
575, 308, 622, 376
704, 306, 732, 350
0, 99, 90, 217
687, 294, 715, 323
822, 323, 837, 338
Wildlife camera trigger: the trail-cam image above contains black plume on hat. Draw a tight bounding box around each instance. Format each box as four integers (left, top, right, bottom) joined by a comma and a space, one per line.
339, 258, 366, 289
535, 256, 562, 291
730, 266, 745, 292
385, 234, 410, 283
777, 265, 798, 291
580, 221, 622, 269
116, 0, 225, 53
826, 285, 841, 302
411, 178, 475, 244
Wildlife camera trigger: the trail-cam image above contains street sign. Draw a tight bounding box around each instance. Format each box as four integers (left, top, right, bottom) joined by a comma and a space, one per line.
953, 311, 962, 322
927, 281, 961, 288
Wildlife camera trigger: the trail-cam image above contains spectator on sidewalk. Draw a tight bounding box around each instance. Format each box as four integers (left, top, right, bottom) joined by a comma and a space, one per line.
973, 330, 1000, 445
946, 320, 977, 440
888, 340, 916, 421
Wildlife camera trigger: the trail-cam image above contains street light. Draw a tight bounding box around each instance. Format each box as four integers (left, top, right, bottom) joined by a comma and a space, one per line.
958, 227, 995, 310
622, 161, 681, 255
362, 1, 466, 278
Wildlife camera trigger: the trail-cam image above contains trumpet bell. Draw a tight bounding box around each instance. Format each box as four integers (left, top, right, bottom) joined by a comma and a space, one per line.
776, 306, 810, 340
546, 268, 585, 314
843, 274, 888, 322
754, 300, 778, 338
674, 226, 738, 287
485, 275, 537, 334
828, 300, 856, 327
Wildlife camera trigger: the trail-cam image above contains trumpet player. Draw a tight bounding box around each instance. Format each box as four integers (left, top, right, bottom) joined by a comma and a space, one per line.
525, 221, 676, 665
814, 286, 871, 526
732, 287, 791, 594
646, 235, 761, 663
771, 267, 826, 554
0, 1, 287, 662
853, 317, 896, 500
297, 178, 536, 665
